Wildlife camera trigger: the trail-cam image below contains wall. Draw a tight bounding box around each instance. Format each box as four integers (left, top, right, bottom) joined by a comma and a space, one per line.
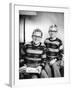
25, 12, 64, 43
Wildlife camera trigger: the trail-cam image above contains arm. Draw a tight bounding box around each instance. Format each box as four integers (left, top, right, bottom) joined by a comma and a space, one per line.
41, 47, 47, 68
58, 40, 64, 60
58, 41, 64, 66
19, 43, 26, 67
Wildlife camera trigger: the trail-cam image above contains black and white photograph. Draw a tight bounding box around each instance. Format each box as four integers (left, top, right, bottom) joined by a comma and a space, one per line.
9, 3, 70, 87
19, 10, 64, 79
0, 0, 71, 89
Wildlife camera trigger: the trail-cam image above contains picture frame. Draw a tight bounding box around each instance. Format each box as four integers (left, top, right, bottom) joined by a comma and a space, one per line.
9, 3, 70, 87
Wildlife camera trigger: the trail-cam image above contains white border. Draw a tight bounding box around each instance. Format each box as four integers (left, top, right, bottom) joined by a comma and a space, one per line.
10, 3, 70, 87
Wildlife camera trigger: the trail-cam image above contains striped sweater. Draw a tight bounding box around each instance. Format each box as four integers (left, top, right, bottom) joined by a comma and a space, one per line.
22, 41, 46, 67
44, 38, 64, 61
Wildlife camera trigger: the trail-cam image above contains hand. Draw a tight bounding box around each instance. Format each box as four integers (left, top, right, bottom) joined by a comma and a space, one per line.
41, 63, 45, 66
50, 59, 57, 65
37, 66, 42, 70
36, 66, 42, 73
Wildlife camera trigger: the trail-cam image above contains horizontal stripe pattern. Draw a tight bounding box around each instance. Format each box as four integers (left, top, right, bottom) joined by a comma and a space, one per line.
23, 41, 46, 66
48, 48, 59, 52
25, 53, 41, 58
26, 49, 43, 54
44, 42, 59, 49
25, 57, 41, 61
26, 63, 41, 67
47, 51, 59, 56
45, 39, 60, 45
44, 38, 63, 59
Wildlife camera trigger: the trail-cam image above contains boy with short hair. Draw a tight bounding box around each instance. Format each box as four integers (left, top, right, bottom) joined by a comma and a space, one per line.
21, 29, 48, 78
44, 24, 64, 77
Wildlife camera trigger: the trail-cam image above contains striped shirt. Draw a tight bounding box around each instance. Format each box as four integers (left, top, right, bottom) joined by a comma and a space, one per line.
22, 41, 46, 67
44, 38, 64, 61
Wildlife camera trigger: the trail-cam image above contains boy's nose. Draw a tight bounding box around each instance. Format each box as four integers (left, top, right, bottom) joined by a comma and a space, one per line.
35, 38, 37, 41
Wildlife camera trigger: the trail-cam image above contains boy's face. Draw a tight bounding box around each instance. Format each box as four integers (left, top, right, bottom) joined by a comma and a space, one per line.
32, 32, 42, 45
49, 28, 57, 38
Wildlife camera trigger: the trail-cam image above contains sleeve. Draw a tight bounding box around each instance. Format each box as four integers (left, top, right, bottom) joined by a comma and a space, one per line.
58, 40, 64, 60
41, 46, 47, 68
44, 38, 49, 51
59, 40, 64, 54
20, 43, 26, 59
42, 46, 47, 59
19, 43, 26, 67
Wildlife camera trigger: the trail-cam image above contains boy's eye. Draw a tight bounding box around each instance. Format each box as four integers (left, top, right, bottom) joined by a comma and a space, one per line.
49, 31, 57, 32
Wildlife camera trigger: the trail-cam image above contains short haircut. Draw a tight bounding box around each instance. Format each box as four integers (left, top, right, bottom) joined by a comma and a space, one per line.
50, 24, 57, 28
49, 24, 58, 32
32, 29, 43, 37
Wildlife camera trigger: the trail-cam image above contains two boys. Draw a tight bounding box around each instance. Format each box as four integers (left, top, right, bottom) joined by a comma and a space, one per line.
21, 24, 64, 78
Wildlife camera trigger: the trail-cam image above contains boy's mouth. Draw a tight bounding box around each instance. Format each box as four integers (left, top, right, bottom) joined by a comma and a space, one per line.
33, 41, 40, 45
